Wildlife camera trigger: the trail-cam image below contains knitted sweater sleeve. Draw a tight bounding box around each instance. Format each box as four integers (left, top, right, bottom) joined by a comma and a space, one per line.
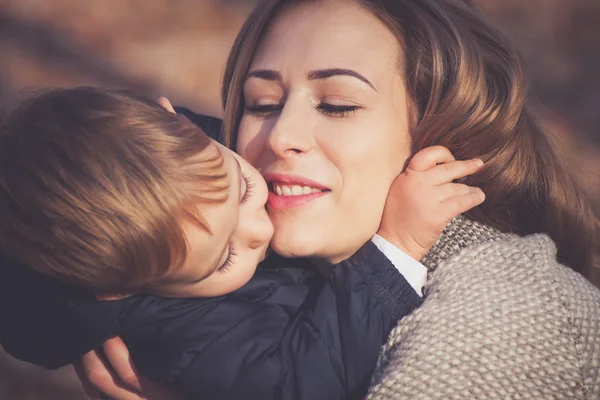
367, 234, 600, 400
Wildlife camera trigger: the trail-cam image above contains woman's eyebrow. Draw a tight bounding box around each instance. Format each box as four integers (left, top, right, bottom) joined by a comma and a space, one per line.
307, 68, 378, 92
246, 69, 282, 82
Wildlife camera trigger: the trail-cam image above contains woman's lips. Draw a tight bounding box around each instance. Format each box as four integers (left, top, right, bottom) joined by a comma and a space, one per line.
267, 190, 328, 210
263, 173, 330, 210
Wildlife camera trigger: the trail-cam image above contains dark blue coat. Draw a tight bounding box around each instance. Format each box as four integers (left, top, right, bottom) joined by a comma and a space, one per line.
0, 112, 422, 400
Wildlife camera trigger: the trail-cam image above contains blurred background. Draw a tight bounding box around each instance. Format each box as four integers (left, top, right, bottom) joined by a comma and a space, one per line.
0, 0, 599, 399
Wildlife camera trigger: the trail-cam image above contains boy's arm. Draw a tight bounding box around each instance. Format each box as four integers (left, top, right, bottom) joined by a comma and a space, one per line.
138, 243, 421, 400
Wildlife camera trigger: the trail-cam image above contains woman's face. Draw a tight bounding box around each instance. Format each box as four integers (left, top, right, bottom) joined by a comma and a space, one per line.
237, 0, 412, 262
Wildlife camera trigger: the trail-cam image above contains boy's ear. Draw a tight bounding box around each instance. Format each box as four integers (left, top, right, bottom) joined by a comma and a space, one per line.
157, 97, 176, 114
95, 292, 131, 301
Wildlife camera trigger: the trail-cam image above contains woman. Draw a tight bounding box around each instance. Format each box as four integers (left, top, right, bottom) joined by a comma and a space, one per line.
79, 0, 600, 398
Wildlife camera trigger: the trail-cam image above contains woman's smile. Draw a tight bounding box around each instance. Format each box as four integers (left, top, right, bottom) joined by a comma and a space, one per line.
264, 172, 331, 210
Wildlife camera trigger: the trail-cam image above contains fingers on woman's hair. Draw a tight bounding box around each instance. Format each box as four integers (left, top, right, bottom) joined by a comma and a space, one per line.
78, 347, 147, 400
157, 97, 176, 114
430, 158, 484, 185
435, 183, 477, 202
408, 146, 455, 172
441, 186, 486, 218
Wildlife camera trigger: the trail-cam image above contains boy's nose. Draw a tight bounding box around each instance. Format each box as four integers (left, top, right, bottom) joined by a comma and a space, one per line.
249, 212, 274, 249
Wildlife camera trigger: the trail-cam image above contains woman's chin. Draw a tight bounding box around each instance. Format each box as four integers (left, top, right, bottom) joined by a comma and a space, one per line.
269, 234, 321, 259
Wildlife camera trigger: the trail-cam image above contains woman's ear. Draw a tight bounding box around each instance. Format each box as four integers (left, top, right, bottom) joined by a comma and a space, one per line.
157, 96, 176, 114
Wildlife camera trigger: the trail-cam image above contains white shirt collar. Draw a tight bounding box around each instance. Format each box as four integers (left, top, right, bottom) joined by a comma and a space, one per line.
371, 234, 428, 297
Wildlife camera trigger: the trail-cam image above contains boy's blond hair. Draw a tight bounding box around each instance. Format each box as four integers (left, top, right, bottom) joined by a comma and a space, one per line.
0, 87, 229, 293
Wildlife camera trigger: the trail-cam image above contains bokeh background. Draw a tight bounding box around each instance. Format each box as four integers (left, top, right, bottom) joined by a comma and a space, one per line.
1, 0, 599, 399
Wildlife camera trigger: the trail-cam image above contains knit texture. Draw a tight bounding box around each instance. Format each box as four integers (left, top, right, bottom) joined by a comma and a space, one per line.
368, 216, 600, 399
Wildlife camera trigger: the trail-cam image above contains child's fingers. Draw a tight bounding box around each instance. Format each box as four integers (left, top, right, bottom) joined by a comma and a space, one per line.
434, 183, 480, 202
73, 359, 106, 399
77, 347, 147, 400
102, 337, 143, 393
428, 158, 484, 185
408, 146, 455, 172
102, 337, 186, 400
157, 97, 176, 114
440, 188, 486, 218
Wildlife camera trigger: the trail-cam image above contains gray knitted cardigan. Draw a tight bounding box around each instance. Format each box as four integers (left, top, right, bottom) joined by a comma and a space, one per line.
368, 216, 600, 399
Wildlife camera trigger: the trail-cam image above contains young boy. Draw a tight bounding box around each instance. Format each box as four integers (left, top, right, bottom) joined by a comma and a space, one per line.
0, 87, 484, 400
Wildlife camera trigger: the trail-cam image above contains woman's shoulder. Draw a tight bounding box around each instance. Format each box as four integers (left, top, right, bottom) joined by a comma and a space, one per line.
428, 232, 600, 320
368, 232, 600, 399
431, 231, 597, 295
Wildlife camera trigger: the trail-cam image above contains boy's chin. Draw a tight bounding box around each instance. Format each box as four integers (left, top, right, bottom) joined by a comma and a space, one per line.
260, 247, 273, 262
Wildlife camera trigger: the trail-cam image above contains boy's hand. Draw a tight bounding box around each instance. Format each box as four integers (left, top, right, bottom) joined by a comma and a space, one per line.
73, 337, 185, 400
157, 97, 176, 114
378, 146, 485, 261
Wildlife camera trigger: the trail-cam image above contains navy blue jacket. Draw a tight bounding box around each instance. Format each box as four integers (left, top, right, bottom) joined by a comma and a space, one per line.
0, 111, 422, 400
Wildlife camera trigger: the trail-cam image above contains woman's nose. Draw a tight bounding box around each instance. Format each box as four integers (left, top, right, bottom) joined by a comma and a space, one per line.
266, 102, 315, 158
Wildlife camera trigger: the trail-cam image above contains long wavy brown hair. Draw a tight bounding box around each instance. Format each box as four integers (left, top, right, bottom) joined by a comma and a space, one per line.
221, 0, 600, 285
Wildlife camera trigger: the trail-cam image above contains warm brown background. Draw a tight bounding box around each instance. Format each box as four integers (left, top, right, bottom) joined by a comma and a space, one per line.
1, 1, 599, 399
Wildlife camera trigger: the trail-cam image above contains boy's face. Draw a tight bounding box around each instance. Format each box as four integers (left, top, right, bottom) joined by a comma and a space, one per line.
155, 140, 274, 298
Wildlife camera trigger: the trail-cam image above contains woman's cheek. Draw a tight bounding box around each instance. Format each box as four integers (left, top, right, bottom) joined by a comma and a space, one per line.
238, 115, 278, 160
236, 117, 258, 160
334, 124, 405, 216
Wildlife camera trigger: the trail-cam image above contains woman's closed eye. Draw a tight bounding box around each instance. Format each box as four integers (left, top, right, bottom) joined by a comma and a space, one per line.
245, 103, 282, 117
245, 102, 361, 118
316, 103, 360, 117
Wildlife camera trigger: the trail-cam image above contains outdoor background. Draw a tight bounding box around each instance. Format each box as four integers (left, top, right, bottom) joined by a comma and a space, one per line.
1, 0, 599, 399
